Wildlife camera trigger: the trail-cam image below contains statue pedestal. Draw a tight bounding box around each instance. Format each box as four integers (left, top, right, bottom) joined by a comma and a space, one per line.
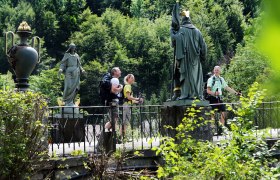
50, 108, 84, 143
161, 100, 213, 142
59, 106, 79, 114
164, 99, 209, 107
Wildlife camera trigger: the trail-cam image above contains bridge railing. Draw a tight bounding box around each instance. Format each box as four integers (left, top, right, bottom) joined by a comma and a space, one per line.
47, 101, 280, 156
210, 101, 280, 138
48, 105, 162, 157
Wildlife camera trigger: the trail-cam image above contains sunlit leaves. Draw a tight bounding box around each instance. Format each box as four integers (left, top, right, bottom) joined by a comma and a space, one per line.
0, 91, 48, 178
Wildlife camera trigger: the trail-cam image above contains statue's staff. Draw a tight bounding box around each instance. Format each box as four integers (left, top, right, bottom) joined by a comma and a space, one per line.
170, 0, 181, 100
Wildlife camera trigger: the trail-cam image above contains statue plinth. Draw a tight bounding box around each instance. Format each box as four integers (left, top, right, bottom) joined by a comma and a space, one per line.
161, 100, 213, 142
49, 106, 84, 143
164, 99, 209, 107
59, 106, 80, 115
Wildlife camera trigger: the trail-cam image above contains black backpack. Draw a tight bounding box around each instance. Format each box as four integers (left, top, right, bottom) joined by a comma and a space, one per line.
99, 73, 112, 105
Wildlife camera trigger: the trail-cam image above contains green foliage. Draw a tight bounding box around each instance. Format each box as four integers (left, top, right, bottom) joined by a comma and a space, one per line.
0, 72, 15, 91
224, 14, 269, 95
0, 0, 35, 74
224, 44, 268, 95
86, 0, 131, 16
80, 60, 109, 106
30, 68, 62, 106
153, 83, 278, 179
241, 0, 261, 18
33, 0, 86, 59
144, 93, 159, 105
0, 0, 264, 104
71, 9, 173, 102
258, 0, 280, 96
0, 1, 35, 33
130, 0, 247, 67
34, 10, 59, 57
0, 91, 48, 179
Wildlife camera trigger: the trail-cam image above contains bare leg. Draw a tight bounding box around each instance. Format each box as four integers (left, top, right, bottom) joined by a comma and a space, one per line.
121, 106, 130, 138
211, 112, 218, 135
104, 118, 118, 131
220, 111, 227, 126
211, 114, 215, 127
105, 121, 111, 130
120, 124, 127, 138
211, 114, 215, 121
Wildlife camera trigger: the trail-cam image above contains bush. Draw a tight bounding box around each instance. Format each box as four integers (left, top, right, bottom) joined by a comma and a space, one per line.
0, 72, 15, 91
0, 91, 48, 179
152, 83, 278, 179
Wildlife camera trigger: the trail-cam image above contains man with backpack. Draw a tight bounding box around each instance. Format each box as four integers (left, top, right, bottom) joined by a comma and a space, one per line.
100, 67, 123, 106
207, 66, 241, 126
97, 67, 123, 153
99, 67, 123, 129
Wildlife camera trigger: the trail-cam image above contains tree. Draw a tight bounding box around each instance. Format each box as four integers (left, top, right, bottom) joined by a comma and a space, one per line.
130, 0, 177, 19
0, 0, 265, 105
240, 0, 261, 18
224, 14, 269, 95
224, 44, 268, 95
80, 60, 109, 106
86, 0, 132, 16
0, 1, 35, 74
70, 9, 173, 101
30, 68, 63, 106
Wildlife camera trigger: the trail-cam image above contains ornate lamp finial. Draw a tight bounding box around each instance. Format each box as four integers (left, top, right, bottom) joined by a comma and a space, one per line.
17, 21, 31, 31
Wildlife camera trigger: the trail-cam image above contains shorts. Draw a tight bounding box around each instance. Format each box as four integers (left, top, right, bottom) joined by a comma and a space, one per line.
209, 96, 226, 112
106, 94, 119, 106
108, 99, 119, 122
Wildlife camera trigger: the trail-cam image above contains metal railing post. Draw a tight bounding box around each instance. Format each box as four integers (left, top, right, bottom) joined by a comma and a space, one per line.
140, 105, 144, 150
111, 103, 117, 153
131, 105, 134, 150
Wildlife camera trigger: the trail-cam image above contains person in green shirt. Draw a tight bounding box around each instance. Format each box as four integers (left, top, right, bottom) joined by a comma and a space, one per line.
122, 74, 143, 137
207, 66, 241, 126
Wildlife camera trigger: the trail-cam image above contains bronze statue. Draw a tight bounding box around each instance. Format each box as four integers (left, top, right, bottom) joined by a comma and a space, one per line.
58, 43, 85, 106
170, 2, 207, 100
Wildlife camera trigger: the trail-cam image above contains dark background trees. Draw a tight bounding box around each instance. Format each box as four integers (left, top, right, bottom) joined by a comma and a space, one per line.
0, 0, 265, 105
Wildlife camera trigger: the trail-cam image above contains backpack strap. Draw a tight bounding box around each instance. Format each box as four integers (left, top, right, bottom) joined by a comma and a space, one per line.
212, 76, 215, 87
211, 76, 224, 89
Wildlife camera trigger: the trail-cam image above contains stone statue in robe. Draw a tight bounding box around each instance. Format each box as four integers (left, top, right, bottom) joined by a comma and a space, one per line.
170, 6, 207, 100
58, 43, 85, 106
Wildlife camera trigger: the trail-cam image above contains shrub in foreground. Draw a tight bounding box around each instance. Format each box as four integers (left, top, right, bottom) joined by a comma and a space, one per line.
0, 91, 48, 179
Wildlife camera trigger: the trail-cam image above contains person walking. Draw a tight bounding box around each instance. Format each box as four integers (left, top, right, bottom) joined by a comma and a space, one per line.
104, 67, 123, 131
122, 74, 142, 138
207, 66, 241, 126
96, 67, 123, 153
